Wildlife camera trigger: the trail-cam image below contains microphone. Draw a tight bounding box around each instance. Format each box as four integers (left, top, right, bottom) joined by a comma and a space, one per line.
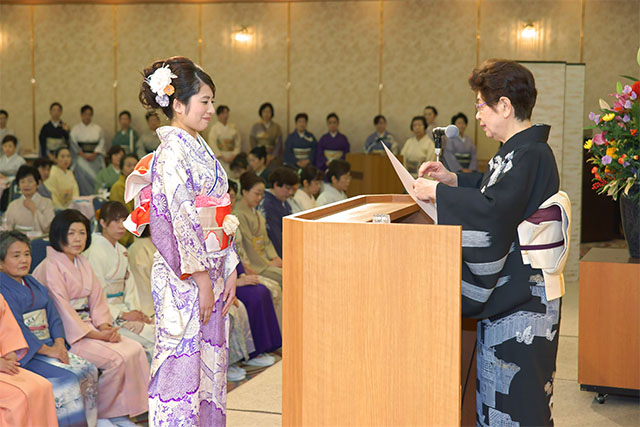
432, 125, 458, 162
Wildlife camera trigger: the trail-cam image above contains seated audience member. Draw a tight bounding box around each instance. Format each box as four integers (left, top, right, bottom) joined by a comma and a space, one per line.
401, 116, 435, 179
136, 111, 161, 158
229, 181, 282, 326
0, 293, 57, 427
250, 102, 283, 161
248, 145, 270, 184
85, 202, 154, 363
95, 145, 125, 194
70, 105, 106, 195
316, 112, 350, 171
111, 110, 139, 155
5, 166, 55, 234
364, 114, 398, 154
39, 102, 70, 160
0, 231, 99, 426
424, 104, 439, 137
229, 153, 249, 193
284, 112, 317, 168
259, 167, 299, 258
109, 154, 138, 247
317, 159, 351, 206
290, 164, 323, 213
233, 172, 282, 286
44, 147, 79, 210
0, 110, 15, 146
34, 157, 54, 198
0, 135, 26, 178
126, 227, 155, 318
443, 112, 478, 173
33, 209, 149, 424
208, 105, 241, 173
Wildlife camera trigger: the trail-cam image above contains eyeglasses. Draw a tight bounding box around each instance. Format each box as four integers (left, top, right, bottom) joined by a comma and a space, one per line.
475, 101, 487, 111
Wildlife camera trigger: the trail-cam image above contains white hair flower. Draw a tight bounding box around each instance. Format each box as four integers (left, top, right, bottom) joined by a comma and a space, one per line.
146, 64, 177, 106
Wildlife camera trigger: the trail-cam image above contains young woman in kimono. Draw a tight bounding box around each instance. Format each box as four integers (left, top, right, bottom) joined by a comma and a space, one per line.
0, 230, 99, 426
33, 209, 149, 426
233, 172, 282, 287
85, 201, 155, 363
45, 147, 80, 210
135, 56, 239, 426
414, 60, 568, 426
0, 292, 58, 427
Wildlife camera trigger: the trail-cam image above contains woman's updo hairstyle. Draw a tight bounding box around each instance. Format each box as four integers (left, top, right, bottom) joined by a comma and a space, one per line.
139, 56, 215, 120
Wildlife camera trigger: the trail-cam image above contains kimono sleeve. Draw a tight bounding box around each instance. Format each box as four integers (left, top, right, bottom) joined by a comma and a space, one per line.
85, 260, 115, 327
42, 285, 66, 341
0, 295, 28, 359
232, 126, 242, 156
436, 143, 558, 318
283, 134, 296, 166
260, 211, 279, 260
1, 291, 42, 364
85, 249, 124, 320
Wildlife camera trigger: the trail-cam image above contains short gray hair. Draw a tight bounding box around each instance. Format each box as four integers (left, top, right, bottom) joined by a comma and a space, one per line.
0, 231, 31, 261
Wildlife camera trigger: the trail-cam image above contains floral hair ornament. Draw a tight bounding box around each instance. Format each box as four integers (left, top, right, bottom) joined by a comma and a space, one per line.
146, 64, 177, 108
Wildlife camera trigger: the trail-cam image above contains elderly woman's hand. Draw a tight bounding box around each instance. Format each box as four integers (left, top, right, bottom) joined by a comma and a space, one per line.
418, 161, 458, 187
413, 178, 438, 203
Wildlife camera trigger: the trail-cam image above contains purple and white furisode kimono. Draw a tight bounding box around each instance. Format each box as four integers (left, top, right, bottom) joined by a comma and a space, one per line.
147, 126, 238, 426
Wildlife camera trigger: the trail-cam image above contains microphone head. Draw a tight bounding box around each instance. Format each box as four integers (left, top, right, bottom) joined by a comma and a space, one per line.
444, 124, 459, 138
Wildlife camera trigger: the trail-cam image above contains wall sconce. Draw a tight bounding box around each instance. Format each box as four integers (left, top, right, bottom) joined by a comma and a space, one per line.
521, 23, 537, 39
233, 27, 252, 43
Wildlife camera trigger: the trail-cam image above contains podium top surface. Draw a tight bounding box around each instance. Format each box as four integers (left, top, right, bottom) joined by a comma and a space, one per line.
288, 194, 426, 223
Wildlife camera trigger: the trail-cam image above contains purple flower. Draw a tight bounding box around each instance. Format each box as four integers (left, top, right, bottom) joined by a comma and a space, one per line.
623, 161, 630, 167
623, 114, 631, 123
155, 94, 169, 107
589, 112, 601, 123
623, 85, 632, 95
602, 155, 612, 165
624, 100, 633, 109
631, 92, 638, 101
593, 132, 606, 145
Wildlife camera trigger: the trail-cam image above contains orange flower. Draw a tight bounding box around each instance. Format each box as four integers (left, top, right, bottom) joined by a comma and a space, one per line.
164, 84, 175, 96
618, 157, 625, 164
591, 166, 598, 174
631, 129, 638, 136
606, 146, 618, 159
634, 155, 639, 160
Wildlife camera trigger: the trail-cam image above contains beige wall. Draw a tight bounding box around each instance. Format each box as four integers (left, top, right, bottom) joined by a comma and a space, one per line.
0, 0, 638, 157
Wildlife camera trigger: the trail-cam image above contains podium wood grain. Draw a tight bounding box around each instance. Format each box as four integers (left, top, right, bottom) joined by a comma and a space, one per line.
346, 153, 405, 197
283, 195, 462, 426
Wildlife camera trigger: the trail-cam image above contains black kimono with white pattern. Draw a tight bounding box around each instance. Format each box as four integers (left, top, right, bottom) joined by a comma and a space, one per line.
436, 124, 562, 426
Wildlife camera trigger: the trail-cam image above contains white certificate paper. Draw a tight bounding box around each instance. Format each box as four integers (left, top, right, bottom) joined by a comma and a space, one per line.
381, 142, 438, 223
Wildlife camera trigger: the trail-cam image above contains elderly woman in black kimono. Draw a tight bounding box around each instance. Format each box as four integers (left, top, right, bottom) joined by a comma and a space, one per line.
414, 59, 569, 426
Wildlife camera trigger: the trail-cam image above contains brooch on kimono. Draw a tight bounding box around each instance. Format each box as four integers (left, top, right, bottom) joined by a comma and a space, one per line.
146, 64, 177, 107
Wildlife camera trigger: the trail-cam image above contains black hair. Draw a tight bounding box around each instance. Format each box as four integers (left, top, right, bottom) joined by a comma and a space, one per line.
54, 146, 71, 158
424, 105, 438, 116
139, 56, 216, 120
49, 209, 92, 253
373, 114, 386, 125
49, 102, 62, 112
216, 105, 229, 115
240, 172, 265, 195
16, 165, 41, 184
80, 105, 93, 114
258, 102, 274, 118
97, 201, 129, 227
451, 112, 468, 125
230, 153, 248, 171
0, 110, 7, 118
107, 145, 125, 163
34, 157, 54, 170
119, 110, 131, 119
2, 135, 17, 146
145, 111, 159, 121
410, 116, 428, 131
295, 112, 308, 123
326, 112, 339, 122
227, 180, 238, 194
249, 146, 267, 162
0, 230, 30, 262
326, 159, 350, 183
120, 153, 138, 170
268, 166, 299, 187
299, 164, 323, 186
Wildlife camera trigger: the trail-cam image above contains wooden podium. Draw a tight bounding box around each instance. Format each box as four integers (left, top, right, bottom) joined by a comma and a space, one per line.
346, 153, 405, 197
283, 195, 463, 426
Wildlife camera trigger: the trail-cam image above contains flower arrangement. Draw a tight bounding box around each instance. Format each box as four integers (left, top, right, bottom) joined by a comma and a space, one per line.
584, 56, 640, 204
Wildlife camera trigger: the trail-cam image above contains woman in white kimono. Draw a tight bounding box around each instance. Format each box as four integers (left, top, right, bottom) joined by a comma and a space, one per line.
84, 201, 155, 363
69, 105, 106, 195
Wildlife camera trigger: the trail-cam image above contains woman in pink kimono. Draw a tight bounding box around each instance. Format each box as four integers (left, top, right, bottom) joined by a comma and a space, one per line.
33, 209, 149, 425
131, 57, 238, 425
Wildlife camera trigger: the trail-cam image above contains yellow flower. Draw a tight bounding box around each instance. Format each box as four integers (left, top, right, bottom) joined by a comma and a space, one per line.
606, 146, 618, 159
584, 139, 593, 149
602, 113, 615, 121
